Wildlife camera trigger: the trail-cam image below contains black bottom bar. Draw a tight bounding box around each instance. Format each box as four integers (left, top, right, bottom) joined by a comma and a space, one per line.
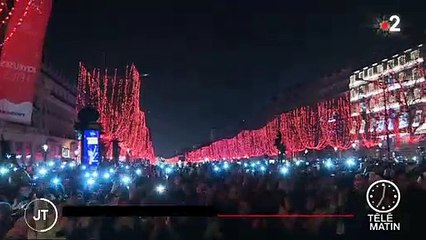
62, 205, 218, 217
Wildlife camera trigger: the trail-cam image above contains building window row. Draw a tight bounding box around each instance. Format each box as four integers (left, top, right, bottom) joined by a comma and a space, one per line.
350, 66, 424, 101
350, 49, 422, 87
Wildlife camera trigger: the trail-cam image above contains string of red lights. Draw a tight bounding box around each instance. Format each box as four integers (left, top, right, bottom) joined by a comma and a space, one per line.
184, 94, 356, 162
77, 63, 155, 162
181, 65, 425, 163
0, 0, 34, 46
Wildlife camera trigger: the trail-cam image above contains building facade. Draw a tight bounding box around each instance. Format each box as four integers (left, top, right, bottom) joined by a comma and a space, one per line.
0, 63, 78, 162
349, 44, 425, 153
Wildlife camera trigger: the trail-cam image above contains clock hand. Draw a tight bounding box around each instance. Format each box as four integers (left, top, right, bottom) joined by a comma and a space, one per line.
376, 185, 386, 208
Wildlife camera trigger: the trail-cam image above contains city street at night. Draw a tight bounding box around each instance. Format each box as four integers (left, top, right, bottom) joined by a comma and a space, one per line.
0, 0, 425, 239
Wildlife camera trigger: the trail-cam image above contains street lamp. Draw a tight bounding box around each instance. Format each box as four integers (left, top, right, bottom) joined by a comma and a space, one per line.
42, 144, 48, 161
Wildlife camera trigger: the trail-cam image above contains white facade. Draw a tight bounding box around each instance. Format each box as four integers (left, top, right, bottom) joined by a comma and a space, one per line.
349, 44, 425, 146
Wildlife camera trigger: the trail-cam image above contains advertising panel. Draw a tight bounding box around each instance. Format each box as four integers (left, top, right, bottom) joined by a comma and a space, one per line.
0, 0, 53, 124
82, 130, 101, 167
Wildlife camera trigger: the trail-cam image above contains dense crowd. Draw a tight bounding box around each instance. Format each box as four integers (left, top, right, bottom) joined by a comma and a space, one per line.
0, 157, 425, 240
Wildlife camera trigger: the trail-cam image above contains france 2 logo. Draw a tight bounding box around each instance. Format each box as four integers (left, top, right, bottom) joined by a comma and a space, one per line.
377, 15, 401, 34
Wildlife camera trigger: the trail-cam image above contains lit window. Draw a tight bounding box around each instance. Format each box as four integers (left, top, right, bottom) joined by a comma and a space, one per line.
398, 55, 406, 65
387, 59, 395, 69
414, 87, 422, 99
369, 118, 376, 132
377, 118, 385, 132
368, 68, 373, 77
350, 75, 356, 87
412, 68, 420, 80
399, 113, 408, 129
350, 121, 357, 134
377, 64, 383, 74
413, 110, 422, 127
359, 120, 366, 134
411, 50, 420, 60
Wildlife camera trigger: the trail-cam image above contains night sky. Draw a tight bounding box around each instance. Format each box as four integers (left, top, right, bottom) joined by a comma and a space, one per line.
44, 0, 425, 157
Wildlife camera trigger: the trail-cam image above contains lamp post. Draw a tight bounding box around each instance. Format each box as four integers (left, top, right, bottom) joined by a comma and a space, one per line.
42, 144, 48, 162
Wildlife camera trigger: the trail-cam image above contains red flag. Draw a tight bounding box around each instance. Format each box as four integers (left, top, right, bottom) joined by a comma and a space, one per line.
0, 0, 53, 124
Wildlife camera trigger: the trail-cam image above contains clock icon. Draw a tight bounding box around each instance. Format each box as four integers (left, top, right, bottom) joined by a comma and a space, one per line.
366, 180, 401, 213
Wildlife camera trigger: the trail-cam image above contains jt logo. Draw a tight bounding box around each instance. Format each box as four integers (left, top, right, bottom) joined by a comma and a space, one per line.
33, 209, 49, 221
24, 198, 59, 233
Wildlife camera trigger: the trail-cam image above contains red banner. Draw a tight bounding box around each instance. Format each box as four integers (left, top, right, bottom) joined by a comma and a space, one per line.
0, 0, 53, 124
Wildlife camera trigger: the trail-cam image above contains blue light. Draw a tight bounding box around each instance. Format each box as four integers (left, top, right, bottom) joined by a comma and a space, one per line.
345, 158, 356, 167
109, 168, 115, 173
250, 163, 256, 168
0, 167, 9, 175
103, 172, 110, 179
295, 160, 303, 166
135, 168, 142, 175
213, 166, 220, 172
52, 177, 60, 185
81, 165, 87, 170
121, 175, 131, 185
280, 167, 289, 175
260, 166, 266, 171
69, 162, 76, 168
87, 178, 95, 186
47, 161, 55, 167
92, 171, 98, 178
165, 167, 172, 174
125, 165, 130, 170
223, 162, 229, 170
84, 172, 90, 178
60, 164, 66, 169
38, 168, 48, 176
155, 184, 166, 194
243, 163, 248, 167
325, 159, 334, 169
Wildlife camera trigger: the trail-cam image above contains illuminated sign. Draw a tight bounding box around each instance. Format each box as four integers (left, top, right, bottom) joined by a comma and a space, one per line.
82, 130, 100, 167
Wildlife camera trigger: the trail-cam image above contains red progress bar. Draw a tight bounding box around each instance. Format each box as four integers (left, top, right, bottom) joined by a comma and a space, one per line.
217, 214, 355, 218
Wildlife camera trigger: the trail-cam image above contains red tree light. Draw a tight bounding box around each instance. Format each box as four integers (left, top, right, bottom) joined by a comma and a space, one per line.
183, 94, 356, 162
77, 63, 155, 162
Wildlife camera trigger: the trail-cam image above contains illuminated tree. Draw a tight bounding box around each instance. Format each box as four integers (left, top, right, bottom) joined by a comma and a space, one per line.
77, 63, 155, 162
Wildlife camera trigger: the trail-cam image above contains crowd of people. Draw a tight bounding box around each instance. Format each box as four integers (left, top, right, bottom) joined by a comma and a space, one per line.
0, 156, 425, 240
